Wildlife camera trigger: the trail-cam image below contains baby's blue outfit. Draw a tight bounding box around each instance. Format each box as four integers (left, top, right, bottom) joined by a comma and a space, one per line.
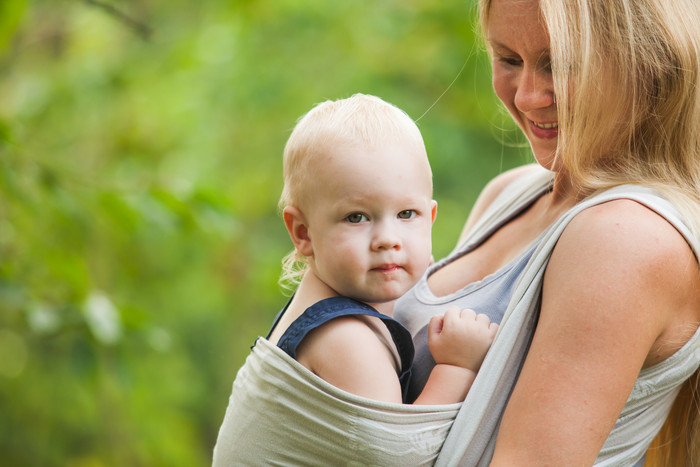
267, 296, 415, 402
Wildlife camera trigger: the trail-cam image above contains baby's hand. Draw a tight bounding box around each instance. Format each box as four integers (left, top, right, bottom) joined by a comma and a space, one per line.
427, 307, 498, 371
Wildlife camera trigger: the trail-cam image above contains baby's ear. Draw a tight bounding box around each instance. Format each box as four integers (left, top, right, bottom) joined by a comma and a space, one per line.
283, 206, 313, 257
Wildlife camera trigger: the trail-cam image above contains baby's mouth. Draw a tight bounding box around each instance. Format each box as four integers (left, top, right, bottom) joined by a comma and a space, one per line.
373, 264, 401, 273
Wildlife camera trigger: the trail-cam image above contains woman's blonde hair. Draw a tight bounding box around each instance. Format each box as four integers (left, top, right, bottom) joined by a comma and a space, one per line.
645, 371, 700, 467
278, 93, 428, 290
479, 0, 700, 464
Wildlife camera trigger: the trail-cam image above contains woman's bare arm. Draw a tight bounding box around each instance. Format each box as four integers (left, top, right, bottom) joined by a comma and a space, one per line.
490, 199, 700, 465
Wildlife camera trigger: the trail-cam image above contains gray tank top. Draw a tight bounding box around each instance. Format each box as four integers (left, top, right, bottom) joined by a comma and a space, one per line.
394, 184, 551, 402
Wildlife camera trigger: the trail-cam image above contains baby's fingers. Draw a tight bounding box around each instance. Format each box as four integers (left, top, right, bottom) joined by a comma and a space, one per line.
459, 308, 477, 321
428, 314, 444, 336
488, 321, 500, 339
474, 313, 497, 338
441, 305, 462, 329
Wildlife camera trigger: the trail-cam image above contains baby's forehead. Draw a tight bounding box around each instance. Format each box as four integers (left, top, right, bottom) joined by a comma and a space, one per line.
310, 142, 431, 187
322, 138, 430, 179
313, 136, 428, 163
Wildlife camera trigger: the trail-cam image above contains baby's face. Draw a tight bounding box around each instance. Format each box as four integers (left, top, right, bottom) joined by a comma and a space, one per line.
301, 139, 436, 306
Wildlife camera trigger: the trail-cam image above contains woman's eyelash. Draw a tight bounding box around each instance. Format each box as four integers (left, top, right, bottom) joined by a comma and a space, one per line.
498, 56, 521, 66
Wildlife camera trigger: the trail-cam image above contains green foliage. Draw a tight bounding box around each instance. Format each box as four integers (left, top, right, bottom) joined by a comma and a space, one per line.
0, 0, 528, 464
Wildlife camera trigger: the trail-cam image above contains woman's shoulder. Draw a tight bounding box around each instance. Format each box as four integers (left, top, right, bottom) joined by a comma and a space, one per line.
479, 164, 544, 204
544, 196, 700, 366
557, 197, 696, 278
550, 197, 699, 353
566, 197, 692, 257
460, 164, 545, 240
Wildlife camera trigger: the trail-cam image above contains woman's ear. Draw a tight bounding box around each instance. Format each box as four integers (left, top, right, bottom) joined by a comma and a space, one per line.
283, 205, 313, 257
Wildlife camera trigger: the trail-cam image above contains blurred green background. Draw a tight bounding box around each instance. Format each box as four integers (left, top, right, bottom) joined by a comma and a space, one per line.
0, 0, 529, 465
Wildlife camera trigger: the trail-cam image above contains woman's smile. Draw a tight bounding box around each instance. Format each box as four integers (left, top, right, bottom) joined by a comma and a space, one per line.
528, 119, 558, 139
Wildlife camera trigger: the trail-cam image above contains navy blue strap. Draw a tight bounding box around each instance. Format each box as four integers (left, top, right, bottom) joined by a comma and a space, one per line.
274, 296, 414, 402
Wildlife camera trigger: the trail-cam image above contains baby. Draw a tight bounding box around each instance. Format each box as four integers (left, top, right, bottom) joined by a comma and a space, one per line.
266, 93, 497, 404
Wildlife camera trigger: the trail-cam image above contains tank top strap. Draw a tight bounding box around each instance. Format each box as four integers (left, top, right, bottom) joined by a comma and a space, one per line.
275, 296, 415, 401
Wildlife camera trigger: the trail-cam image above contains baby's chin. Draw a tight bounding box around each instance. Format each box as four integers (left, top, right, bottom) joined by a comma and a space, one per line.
350, 288, 414, 310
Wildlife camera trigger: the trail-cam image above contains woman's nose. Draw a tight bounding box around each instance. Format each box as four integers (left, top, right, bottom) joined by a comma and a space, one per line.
513, 68, 555, 112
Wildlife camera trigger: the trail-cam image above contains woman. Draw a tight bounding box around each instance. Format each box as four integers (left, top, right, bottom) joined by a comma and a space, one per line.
394, 0, 700, 465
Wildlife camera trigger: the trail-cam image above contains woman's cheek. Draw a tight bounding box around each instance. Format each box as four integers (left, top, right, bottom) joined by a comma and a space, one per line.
492, 67, 515, 108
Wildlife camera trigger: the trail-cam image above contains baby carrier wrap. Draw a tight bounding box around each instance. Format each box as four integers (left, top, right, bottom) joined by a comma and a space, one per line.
212, 167, 700, 466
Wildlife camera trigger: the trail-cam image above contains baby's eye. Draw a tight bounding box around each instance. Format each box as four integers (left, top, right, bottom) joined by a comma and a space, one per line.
397, 210, 416, 220
346, 213, 368, 223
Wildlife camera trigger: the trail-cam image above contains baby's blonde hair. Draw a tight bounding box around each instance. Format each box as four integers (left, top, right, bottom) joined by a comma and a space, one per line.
279, 94, 428, 290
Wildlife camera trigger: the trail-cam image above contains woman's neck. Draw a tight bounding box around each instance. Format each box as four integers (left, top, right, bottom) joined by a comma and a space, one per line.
547, 170, 582, 212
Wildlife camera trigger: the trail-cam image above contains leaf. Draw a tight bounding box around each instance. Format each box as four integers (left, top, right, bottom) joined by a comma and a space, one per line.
0, 0, 26, 55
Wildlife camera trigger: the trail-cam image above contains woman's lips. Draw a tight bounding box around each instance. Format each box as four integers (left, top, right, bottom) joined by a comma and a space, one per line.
529, 120, 559, 139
